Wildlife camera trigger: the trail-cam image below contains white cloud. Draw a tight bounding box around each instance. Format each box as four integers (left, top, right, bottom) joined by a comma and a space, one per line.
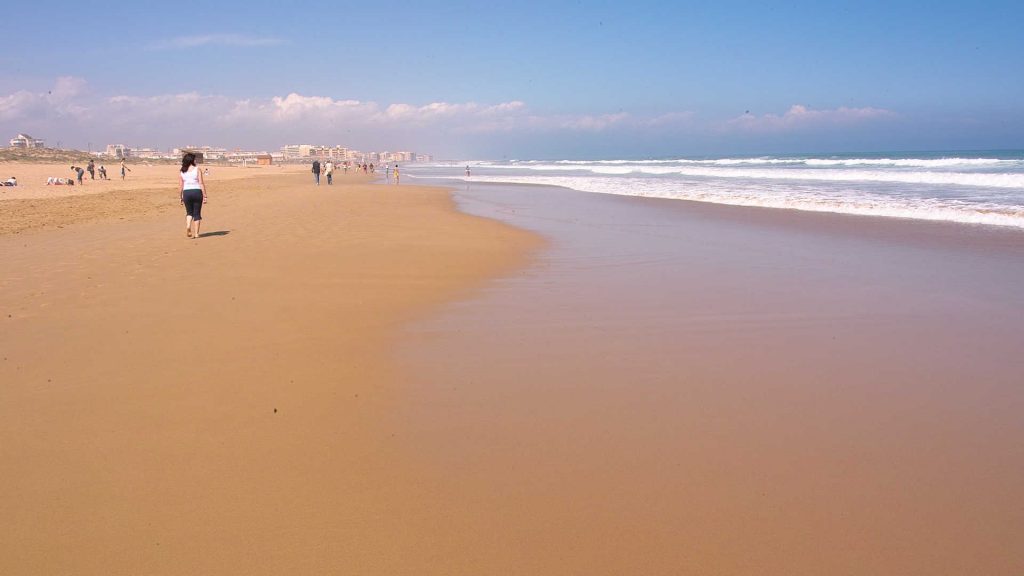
725, 105, 896, 132
50, 76, 88, 101
0, 76, 713, 153
106, 92, 232, 126
221, 94, 379, 126
0, 90, 41, 121
223, 95, 545, 134
575, 112, 630, 130
0, 76, 91, 122
640, 111, 696, 128
151, 34, 284, 50
481, 101, 527, 115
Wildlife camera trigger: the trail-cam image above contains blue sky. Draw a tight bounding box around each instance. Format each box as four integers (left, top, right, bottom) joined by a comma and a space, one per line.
2, 0, 1022, 158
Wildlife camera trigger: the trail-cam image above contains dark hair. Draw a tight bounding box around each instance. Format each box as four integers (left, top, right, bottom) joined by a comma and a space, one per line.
181, 152, 196, 173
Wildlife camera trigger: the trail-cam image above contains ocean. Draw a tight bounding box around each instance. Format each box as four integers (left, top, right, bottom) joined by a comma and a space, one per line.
406, 150, 1024, 229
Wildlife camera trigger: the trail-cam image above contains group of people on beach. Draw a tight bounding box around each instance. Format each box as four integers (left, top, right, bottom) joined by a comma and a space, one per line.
1, 166, 140, 187
174, 153, 412, 241
310, 160, 387, 185
311, 159, 333, 185
78, 160, 109, 180
60, 159, 129, 186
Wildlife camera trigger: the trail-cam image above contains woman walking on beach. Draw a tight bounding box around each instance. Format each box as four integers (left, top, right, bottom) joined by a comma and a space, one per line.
179, 152, 207, 239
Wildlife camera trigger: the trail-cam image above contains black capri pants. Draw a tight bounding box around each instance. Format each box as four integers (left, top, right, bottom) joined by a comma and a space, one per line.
183, 188, 203, 220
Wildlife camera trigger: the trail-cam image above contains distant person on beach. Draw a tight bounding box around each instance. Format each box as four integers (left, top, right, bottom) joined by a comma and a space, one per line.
71, 165, 84, 185
87, 160, 95, 180
325, 160, 334, 185
393, 164, 399, 184
204, 167, 209, 177
98, 165, 107, 179
312, 159, 321, 185
3, 176, 16, 186
385, 164, 391, 181
369, 163, 375, 173
179, 152, 208, 239
465, 165, 471, 177
120, 159, 131, 180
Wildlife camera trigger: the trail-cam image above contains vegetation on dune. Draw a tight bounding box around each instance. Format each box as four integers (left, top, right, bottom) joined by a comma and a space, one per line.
0, 147, 181, 165
0, 147, 99, 163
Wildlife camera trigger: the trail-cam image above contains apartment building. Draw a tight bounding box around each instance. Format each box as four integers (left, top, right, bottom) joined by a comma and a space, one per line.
105, 144, 131, 158
9, 133, 45, 148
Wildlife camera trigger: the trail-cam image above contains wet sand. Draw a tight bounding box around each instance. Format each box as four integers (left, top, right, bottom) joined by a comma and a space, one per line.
396, 182, 1024, 574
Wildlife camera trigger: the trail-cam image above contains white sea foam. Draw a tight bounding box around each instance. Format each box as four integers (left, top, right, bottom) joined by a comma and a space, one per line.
422, 153, 1024, 229
670, 166, 1024, 188
801, 157, 1007, 167
482, 163, 1024, 188
509, 157, 1014, 168
438, 174, 1024, 229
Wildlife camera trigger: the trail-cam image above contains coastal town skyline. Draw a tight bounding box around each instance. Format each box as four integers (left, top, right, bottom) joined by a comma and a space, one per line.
8, 133, 431, 164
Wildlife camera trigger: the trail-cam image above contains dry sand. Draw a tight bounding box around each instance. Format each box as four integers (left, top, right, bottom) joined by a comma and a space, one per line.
0, 161, 284, 200
0, 161, 303, 235
0, 168, 542, 573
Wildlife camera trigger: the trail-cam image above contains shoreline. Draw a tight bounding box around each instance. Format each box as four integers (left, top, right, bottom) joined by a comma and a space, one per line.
625, 185, 1024, 253
419, 176, 1024, 251
409, 148, 1024, 230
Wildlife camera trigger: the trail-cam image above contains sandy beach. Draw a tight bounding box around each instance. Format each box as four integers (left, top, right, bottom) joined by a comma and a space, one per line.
5, 0, 1022, 571
0, 166, 542, 573
0, 162, 296, 235
2, 165, 1023, 574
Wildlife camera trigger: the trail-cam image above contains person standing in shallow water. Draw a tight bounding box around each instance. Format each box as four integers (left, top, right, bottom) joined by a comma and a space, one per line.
179, 152, 207, 239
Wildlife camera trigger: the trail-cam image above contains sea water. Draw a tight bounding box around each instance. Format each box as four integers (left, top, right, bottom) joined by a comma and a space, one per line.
406, 151, 1024, 228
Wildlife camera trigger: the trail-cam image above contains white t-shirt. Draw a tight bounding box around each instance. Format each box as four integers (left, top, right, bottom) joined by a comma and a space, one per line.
181, 166, 201, 189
